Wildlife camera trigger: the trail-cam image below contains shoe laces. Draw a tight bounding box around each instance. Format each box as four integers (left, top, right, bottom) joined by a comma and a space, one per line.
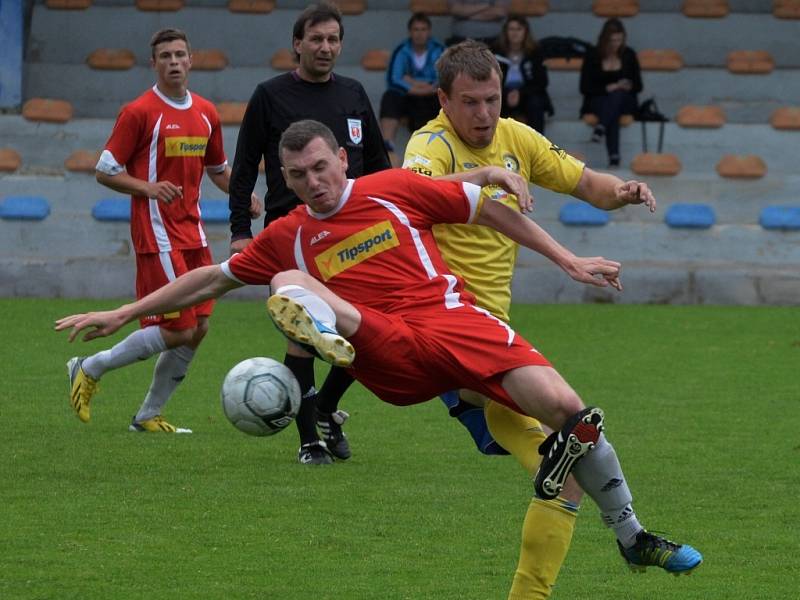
633, 530, 681, 564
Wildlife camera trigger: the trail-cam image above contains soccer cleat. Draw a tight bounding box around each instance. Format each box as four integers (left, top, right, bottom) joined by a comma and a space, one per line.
534, 406, 604, 499
266, 294, 355, 367
298, 441, 334, 465
129, 415, 192, 434
316, 409, 352, 460
67, 357, 98, 423
618, 530, 703, 575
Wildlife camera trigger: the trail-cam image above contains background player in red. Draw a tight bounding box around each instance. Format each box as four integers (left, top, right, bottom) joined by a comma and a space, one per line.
66, 28, 259, 433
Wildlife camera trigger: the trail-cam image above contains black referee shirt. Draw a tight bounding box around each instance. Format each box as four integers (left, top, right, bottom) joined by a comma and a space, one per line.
228, 71, 391, 239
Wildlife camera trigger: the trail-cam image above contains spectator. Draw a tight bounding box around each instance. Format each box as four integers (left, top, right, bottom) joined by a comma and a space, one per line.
379, 12, 444, 156
579, 18, 642, 167
447, 0, 510, 46
493, 15, 553, 134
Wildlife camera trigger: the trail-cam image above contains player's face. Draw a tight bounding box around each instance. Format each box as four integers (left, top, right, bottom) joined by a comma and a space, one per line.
151, 39, 192, 95
281, 137, 349, 213
438, 71, 502, 149
294, 19, 342, 82
409, 21, 431, 48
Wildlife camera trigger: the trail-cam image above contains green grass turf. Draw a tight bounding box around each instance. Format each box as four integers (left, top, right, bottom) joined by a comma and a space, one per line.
2, 298, 798, 599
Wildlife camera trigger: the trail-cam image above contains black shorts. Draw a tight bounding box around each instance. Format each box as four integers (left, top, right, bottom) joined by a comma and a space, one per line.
379, 89, 440, 133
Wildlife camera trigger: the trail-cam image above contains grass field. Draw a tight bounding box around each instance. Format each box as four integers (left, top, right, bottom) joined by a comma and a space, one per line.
2, 298, 798, 599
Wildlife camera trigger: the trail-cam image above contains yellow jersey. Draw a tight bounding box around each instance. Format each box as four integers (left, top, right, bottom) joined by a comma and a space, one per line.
403, 111, 584, 322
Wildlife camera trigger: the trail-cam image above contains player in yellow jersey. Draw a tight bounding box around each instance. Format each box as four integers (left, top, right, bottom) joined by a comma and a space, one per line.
404, 40, 658, 599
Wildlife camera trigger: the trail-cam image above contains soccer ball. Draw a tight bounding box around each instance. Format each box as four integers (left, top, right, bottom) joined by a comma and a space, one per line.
220, 357, 301, 436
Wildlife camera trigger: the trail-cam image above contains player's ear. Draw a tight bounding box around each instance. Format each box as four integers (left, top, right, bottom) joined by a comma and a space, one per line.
280, 166, 292, 189
338, 147, 348, 171
437, 88, 448, 110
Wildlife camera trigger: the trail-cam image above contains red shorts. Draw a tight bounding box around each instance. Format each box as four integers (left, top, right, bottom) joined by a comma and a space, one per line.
346, 303, 551, 413
135, 247, 215, 330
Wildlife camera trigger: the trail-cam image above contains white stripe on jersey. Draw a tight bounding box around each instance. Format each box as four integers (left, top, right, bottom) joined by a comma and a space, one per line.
147, 114, 172, 252
470, 303, 516, 346
462, 182, 482, 223
196, 191, 208, 248
294, 226, 309, 274
220, 259, 246, 284
368, 195, 463, 310
158, 251, 177, 282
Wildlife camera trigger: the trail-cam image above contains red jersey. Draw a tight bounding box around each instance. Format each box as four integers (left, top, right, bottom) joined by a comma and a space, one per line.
224, 169, 483, 313
100, 85, 227, 253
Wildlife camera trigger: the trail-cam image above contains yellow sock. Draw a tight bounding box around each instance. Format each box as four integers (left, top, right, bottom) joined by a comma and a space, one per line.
508, 497, 578, 600
484, 400, 545, 475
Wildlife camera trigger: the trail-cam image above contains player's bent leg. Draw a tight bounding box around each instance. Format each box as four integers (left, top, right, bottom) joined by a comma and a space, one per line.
441, 390, 509, 456
484, 400, 547, 472
284, 349, 332, 465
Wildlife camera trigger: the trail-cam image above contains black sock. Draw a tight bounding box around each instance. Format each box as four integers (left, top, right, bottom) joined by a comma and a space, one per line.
283, 354, 319, 445
316, 366, 356, 414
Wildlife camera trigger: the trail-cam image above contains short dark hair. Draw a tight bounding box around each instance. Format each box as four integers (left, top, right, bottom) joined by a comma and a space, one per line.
408, 12, 431, 30
293, 2, 344, 42
149, 28, 190, 59
278, 119, 340, 163
436, 40, 502, 95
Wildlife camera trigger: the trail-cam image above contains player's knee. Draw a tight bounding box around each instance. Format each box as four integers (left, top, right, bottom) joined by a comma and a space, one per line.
161, 326, 195, 349
191, 318, 209, 346
271, 269, 307, 290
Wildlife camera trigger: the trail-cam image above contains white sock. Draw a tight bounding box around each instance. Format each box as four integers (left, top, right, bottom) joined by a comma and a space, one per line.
82, 326, 167, 379
135, 345, 195, 422
275, 284, 337, 330
603, 507, 643, 548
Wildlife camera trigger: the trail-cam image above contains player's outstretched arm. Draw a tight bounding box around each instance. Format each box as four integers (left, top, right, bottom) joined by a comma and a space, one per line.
475, 199, 621, 290
437, 166, 534, 212
572, 167, 656, 213
55, 265, 241, 342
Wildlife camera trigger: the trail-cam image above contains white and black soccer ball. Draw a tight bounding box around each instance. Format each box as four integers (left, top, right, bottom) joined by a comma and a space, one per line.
220, 357, 301, 436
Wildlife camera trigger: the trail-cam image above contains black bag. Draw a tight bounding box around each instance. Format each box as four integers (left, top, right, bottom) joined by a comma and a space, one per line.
539, 36, 592, 60
636, 97, 668, 122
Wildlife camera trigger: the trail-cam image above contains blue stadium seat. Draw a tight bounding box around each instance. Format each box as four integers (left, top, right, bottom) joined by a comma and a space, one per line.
665, 203, 715, 229
199, 199, 229, 223
92, 198, 130, 221
759, 206, 800, 231
0, 196, 50, 220
558, 202, 610, 226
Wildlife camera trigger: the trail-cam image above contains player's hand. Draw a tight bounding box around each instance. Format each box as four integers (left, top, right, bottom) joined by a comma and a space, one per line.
147, 181, 183, 204
249, 193, 264, 219
565, 256, 623, 291
230, 237, 252, 255
486, 168, 534, 213
55, 310, 128, 342
615, 180, 656, 213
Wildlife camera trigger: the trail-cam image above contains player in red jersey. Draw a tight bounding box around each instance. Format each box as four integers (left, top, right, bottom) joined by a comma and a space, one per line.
64, 28, 261, 433
56, 120, 702, 581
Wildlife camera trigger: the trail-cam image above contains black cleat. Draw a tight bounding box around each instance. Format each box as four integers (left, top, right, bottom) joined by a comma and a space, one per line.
297, 441, 334, 465
316, 410, 352, 460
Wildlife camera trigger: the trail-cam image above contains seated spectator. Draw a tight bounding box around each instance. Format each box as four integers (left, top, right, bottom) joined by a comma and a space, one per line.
379, 12, 445, 156
447, 0, 510, 46
493, 15, 553, 134
579, 18, 642, 167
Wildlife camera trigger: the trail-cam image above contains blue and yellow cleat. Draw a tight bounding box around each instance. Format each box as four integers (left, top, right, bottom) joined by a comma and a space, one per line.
618, 530, 703, 576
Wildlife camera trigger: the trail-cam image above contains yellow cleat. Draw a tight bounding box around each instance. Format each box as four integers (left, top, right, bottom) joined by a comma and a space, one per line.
67, 357, 98, 423
129, 415, 192, 434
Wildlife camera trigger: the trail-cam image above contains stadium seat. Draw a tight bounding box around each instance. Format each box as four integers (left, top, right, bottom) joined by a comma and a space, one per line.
759, 206, 800, 230
191, 49, 229, 71
136, 0, 183, 10
773, 0, 800, 19
361, 49, 390, 71
216, 102, 247, 125
681, 0, 729, 18
409, 0, 449, 15
665, 203, 715, 229
86, 49, 136, 71
199, 200, 230, 224
716, 155, 767, 178
509, 0, 549, 16
45, 0, 92, 9
559, 202, 610, 226
630, 153, 682, 176
270, 49, 296, 71
582, 113, 634, 127
637, 49, 683, 71
592, 0, 639, 18
335, 0, 366, 15
727, 50, 774, 74
676, 105, 725, 128
92, 198, 130, 222
22, 98, 73, 123
770, 107, 800, 130
0, 149, 22, 172
228, 0, 275, 13
64, 150, 101, 173
0, 196, 50, 221
543, 57, 583, 71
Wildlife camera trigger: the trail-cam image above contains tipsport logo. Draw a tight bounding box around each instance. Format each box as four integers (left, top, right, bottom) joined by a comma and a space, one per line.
165, 136, 208, 157
314, 221, 399, 281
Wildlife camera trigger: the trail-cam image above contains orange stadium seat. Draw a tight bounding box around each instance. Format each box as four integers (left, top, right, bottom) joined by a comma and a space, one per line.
136, 0, 183, 11
592, 0, 639, 17
0, 149, 22, 172
716, 155, 767, 178
409, 0, 449, 15
637, 49, 683, 71
543, 57, 583, 71
270, 48, 296, 70
333, 0, 366, 15
361, 49, 390, 71
582, 113, 634, 127
770, 107, 800, 130
191, 49, 229, 71
676, 105, 725, 128
86, 48, 136, 70
217, 102, 247, 125
45, 0, 92, 9
631, 153, 682, 176
774, 0, 800, 18
64, 150, 102, 173
681, 0, 729, 17
22, 98, 73, 123
727, 50, 775, 74
510, 0, 549, 16
228, 0, 275, 13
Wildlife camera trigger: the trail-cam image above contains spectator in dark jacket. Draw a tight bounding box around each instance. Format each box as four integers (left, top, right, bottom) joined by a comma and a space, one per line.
493, 14, 553, 134
579, 18, 642, 167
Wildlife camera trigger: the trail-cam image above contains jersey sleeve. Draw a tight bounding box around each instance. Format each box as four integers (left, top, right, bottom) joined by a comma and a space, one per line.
222, 219, 295, 285
102, 104, 143, 169
203, 103, 227, 171
518, 124, 584, 194
401, 170, 483, 227
402, 130, 454, 178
